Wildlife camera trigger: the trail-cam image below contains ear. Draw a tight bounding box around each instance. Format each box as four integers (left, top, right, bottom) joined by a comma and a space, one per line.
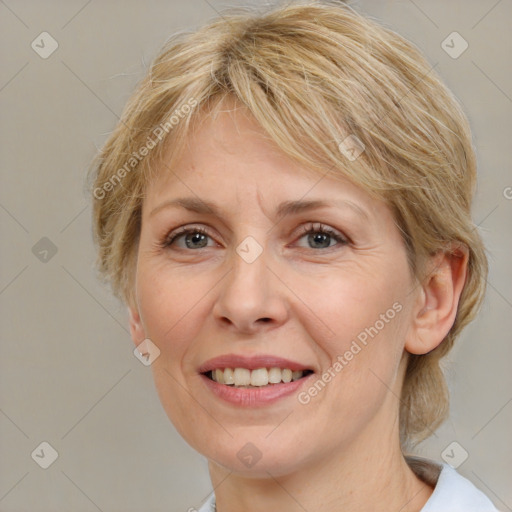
405, 244, 469, 355
128, 303, 146, 348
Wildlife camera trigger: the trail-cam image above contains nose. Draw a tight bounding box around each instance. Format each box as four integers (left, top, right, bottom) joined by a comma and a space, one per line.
212, 243, 289, 335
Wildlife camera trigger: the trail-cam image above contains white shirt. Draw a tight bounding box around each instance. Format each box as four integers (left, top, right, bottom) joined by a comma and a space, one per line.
196, 457, 500, 511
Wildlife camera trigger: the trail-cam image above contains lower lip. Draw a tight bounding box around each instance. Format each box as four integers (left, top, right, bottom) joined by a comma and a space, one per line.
200, 373, 313, 407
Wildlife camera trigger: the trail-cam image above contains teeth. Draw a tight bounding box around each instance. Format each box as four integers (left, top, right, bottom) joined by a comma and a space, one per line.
210, 367, 307, 386
291, 370, 303, 381
251, 368, 268, 386
223, 368, 234, 385
282, 369, 292, 383
268, 367, 282, 384
233, 368, 251, 386
214, 369, 224, 384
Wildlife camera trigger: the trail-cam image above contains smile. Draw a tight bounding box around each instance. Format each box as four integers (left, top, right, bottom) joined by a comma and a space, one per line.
198, 353, 316, 406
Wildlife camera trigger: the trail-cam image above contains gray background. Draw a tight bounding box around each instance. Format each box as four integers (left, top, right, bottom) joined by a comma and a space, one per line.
0, 0, 510, 510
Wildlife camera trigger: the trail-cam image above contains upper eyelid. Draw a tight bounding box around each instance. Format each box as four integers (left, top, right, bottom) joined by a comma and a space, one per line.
297, 222, 346, 238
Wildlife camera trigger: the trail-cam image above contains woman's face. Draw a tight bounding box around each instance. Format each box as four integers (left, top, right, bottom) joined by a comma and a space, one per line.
130, 104, 421, 477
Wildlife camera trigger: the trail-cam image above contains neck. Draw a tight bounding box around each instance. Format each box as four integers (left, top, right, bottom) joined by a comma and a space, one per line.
208, 419, 433, 512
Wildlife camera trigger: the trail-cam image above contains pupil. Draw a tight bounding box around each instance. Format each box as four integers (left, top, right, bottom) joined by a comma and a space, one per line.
186, 232, 207, 249
310, 233, 329, 248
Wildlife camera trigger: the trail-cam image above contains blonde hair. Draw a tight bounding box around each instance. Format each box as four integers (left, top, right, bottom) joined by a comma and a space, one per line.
89, 0, 487, 449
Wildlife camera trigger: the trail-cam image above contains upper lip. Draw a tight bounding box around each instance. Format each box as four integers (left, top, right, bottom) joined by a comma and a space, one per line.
198, 354, 314, 373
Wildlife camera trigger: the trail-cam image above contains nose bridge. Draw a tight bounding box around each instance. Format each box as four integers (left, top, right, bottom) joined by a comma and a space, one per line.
234, 235, 268, 296
213, 235, 288, 331
227, 237, 271, 311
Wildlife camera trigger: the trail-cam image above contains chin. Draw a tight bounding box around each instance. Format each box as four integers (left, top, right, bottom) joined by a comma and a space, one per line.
196, 432, 312, 478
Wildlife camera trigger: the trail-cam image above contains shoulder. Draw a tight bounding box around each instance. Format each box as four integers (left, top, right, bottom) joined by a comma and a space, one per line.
406, 456, 500, 512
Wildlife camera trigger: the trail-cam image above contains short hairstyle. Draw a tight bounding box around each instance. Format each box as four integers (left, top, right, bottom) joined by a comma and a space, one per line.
89, 0, 488, 449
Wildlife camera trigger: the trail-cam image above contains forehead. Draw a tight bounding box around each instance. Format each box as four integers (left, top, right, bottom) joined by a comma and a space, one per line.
145, 106, 380, 213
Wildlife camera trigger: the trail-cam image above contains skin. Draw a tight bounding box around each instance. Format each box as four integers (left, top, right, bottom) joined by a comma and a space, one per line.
128, 99, 468, 512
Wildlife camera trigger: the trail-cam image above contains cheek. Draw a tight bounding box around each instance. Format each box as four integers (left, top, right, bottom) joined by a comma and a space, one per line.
298, 281, 408, 447
136, 265, 209, 364
136, 266, 212, 442
309, 267, 410, 403
315, 266, 408, 348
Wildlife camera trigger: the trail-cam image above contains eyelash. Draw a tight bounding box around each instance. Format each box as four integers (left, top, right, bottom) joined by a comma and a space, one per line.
160, 223, 348, 251
161, 226, 210, 248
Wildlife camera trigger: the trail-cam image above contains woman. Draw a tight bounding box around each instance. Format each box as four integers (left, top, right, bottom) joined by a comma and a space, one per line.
89, 1, 499, 510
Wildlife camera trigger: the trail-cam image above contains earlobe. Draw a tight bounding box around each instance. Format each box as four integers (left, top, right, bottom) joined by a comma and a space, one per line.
128, 305, 146, 347
405, 244, 469, 355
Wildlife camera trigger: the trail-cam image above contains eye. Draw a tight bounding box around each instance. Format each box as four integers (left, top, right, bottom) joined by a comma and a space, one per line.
161, 226, 216, 250
160, 222, 348, 251
295, 223, 348, 250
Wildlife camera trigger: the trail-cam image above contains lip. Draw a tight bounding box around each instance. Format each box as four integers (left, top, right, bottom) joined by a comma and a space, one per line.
197, 353, 313, 373
200, 372, 314, 407
197, 353, 315, 407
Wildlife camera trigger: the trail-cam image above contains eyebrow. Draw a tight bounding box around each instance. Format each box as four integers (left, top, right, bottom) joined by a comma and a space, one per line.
149, 197, 369, 220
